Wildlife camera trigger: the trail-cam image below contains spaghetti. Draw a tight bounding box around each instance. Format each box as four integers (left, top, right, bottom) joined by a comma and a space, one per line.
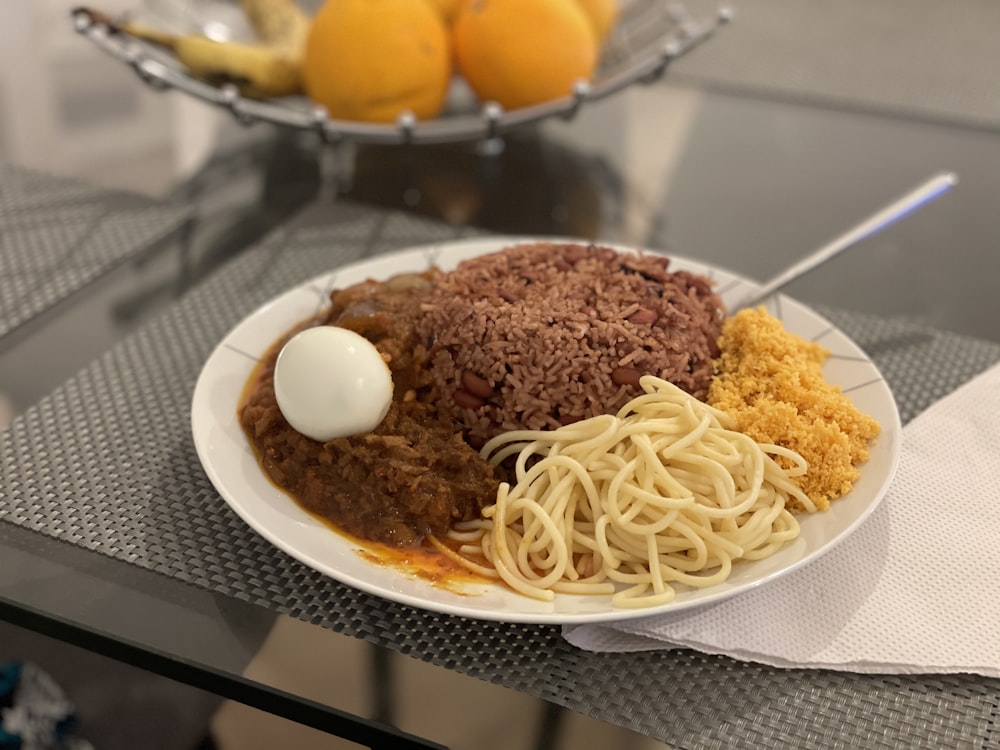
444, 376, 815, 608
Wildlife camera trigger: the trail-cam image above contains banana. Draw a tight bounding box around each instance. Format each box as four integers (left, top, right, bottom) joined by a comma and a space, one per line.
77, 7, 303, 99
239, 0, 312, 57
167, 34, 302, 98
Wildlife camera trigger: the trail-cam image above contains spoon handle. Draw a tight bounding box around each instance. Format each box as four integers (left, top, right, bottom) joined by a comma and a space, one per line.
731, 172, 958, 311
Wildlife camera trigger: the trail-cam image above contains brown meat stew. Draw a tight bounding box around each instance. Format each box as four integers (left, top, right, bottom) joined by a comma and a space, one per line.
239, 271, 499, 547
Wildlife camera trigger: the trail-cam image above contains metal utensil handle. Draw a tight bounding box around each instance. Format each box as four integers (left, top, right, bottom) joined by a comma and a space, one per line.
732, 172, 958, 311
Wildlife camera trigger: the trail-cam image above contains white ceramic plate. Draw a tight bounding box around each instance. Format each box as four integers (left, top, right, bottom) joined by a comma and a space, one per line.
191, 237, 901, 624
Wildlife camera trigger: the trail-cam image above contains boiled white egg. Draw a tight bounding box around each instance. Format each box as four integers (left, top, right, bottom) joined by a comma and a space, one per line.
273, 326, 393, 442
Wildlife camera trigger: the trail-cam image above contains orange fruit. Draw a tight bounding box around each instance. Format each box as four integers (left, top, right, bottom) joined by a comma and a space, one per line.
425, 0, 466, 25
574, 0, 619, 44
423, 0, 466, 68
452, 0, 597, 110
302, 0, 452, 123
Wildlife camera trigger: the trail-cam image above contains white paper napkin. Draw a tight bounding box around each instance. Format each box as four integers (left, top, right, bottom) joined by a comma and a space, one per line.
564, 362, 1000, 676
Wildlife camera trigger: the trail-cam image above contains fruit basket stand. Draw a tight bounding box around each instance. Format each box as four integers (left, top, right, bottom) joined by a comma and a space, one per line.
72, 1, 731, 147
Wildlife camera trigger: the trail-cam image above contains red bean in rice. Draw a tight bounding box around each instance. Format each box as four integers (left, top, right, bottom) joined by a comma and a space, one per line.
415, 242, 726, 444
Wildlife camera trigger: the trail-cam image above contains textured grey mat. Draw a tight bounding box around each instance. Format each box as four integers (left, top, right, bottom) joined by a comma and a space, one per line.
2, 201, 999, 749
0, 164, 191, 340
673, 0, 1000, 130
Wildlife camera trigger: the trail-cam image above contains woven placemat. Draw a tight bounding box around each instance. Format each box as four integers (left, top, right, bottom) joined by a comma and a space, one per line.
0, 164, 191, 340
2, 201, 999, 749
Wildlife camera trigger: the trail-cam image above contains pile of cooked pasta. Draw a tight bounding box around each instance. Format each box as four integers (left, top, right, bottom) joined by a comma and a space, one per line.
434, 376, 815, 608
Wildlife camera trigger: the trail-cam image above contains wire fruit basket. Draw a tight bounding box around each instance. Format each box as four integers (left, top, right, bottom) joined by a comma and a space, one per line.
72, 1, 731, 146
